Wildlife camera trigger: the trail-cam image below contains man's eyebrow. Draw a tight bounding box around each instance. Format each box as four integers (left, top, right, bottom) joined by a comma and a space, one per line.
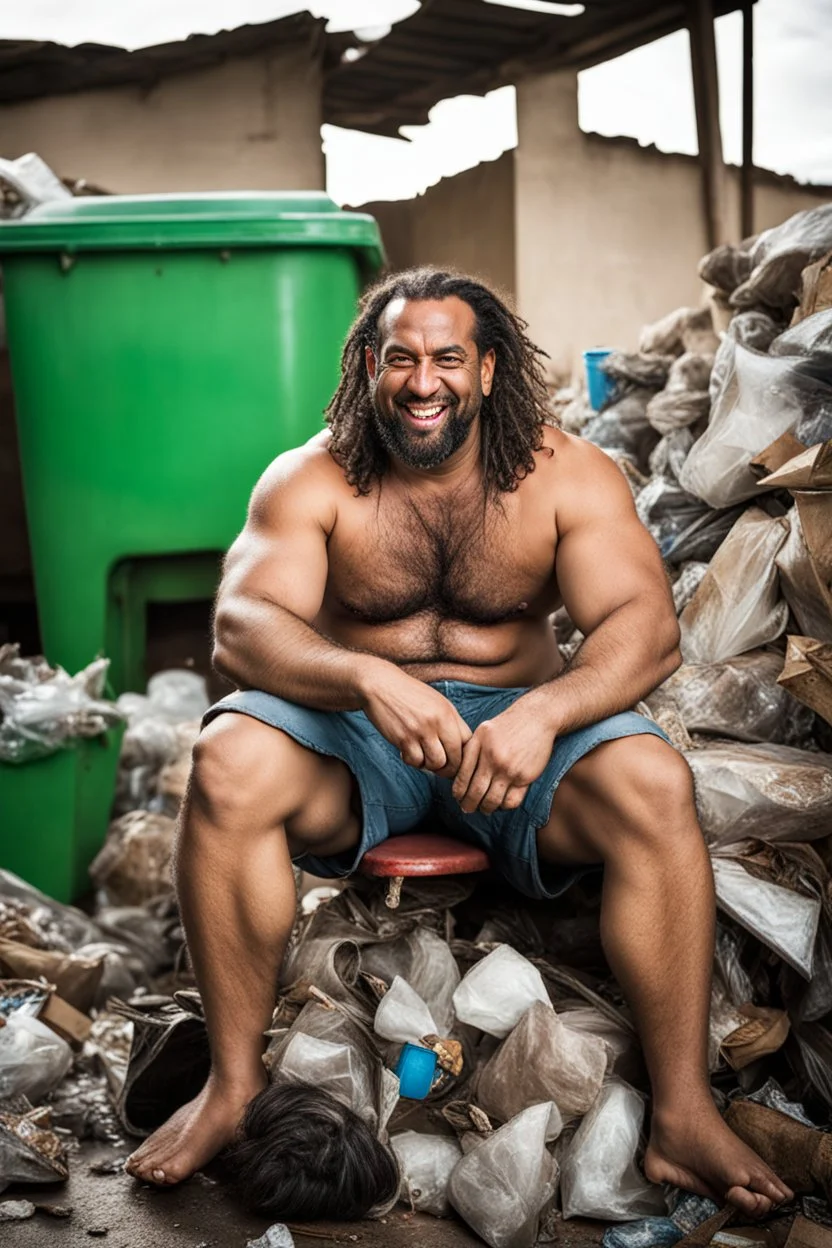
433, 344, 466, 355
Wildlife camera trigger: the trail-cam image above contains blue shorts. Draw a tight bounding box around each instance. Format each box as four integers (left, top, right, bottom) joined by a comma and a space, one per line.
202, 682, 672, 901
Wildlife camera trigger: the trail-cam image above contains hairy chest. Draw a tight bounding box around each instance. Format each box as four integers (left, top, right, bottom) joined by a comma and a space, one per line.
326, 491, 558, 626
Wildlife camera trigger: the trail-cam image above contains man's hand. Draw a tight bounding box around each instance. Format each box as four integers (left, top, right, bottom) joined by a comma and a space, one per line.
362, 668, 472, 777
452, 696, 556, 814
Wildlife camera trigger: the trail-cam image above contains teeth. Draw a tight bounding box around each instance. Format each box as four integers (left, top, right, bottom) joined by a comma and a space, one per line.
408, 405, 444, 419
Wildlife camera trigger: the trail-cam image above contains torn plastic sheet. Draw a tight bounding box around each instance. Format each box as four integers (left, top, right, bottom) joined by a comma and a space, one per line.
679, 508, 789, 663
448, 1101, 559, 1248
647, 651, 816, 746
712, 857, 820, 979
687, 741, 832, 848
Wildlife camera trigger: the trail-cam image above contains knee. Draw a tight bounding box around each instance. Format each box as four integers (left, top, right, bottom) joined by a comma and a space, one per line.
595, 736, 697, 842
189, 713, 289, 822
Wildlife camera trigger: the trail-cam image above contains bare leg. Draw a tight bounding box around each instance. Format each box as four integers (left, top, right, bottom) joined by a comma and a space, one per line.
125, 713, 360, 1185
538, 735, 794, 1218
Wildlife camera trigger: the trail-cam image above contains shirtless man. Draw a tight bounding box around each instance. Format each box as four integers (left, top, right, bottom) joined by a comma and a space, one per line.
126, 268, 790, 1215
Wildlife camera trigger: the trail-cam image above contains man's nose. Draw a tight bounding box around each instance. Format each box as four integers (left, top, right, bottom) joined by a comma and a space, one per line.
408, 359, 441, 397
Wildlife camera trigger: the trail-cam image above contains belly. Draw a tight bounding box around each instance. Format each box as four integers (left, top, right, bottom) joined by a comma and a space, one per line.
318, 609, 564, 687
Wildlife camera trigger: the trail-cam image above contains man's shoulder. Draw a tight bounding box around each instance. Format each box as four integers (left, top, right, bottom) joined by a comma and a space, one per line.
534, 423, 623, 485
250, 431, 351, 527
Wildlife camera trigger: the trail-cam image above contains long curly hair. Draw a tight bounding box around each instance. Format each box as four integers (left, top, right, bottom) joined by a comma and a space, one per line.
325, 267, 553, 496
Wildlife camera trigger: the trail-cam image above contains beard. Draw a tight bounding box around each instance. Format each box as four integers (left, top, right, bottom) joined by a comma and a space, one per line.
371, 394, 478, 470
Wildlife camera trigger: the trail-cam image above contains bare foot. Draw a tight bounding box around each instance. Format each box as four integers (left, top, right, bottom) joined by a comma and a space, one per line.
124, 1073, 265, 1187
645, 1099, 795, 1219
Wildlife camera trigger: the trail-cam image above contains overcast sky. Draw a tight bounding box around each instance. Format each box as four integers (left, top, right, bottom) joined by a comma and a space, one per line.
4, 0, 831, 204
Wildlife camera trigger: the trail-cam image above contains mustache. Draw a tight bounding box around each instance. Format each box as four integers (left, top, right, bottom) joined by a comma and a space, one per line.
394, 391, 458, 407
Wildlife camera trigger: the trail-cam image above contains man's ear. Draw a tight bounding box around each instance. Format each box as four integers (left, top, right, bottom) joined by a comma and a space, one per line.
481, 347, 496, 397
365, 345, 378, 382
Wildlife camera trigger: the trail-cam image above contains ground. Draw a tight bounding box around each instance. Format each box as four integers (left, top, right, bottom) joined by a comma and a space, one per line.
7, 1138, 607, 1248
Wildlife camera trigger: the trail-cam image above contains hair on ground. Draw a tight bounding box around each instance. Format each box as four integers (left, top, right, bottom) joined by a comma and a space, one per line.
223, 1081, 400, 1221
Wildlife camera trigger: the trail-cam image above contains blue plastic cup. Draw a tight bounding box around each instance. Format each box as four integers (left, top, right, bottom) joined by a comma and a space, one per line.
583, 347, 617, 411
394, 1042, 438, 1099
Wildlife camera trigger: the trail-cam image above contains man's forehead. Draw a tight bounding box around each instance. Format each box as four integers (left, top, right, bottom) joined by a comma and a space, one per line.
378, 295, 477, 347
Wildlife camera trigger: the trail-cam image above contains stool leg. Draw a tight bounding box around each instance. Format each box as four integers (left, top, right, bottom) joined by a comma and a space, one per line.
385, 876, 404, 910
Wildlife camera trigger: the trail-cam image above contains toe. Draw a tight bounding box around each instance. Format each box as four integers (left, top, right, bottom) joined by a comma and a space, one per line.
727, 1186, 772, 1219
151, 1168, 167, 1183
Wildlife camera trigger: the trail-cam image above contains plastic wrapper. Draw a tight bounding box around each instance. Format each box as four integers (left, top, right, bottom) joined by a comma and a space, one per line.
712, 856, 820, 978
390, 1130, 462, 1216
477, 1000, 604, 1122
448, 1102, 559, 1248
728, 204, 832, 310
647, 651, 816, 746
635, 477, 710, 555
602, 1219, 682, 1248
374, 976, 437, 1046
560, 1079, 666, 1221
671, 562, 709, 615
600, 350, 674, 390
648, 429, 696, 485
0, 1013, 72, 1101
0, 645, 123, 763
582, 387, 659, 472
0, 1103, 69, 1192
680, 337, 832, 508
452, 946, 551, 1039
688, 741, 832, 848
638, 306, 718, 357
89, 810, 177, 906
679, 508, 789, 663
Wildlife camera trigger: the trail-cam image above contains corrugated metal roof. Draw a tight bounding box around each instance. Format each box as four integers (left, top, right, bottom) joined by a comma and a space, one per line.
0, 2, 749, 138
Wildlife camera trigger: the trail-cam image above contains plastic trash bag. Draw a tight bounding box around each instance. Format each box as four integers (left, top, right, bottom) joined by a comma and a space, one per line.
776, 507, 832, 645
89, 811, 177, 906
679, 508, 789, 663
729, 204, 832, 310
477, 1000, 605, 1122
682, 343, 824, 507
0, 645, 124, 763
664, 503, 747, 567
648, 429, 697, 484
601, 351, 674, 390
121, 670, 209, 725
688, 741, 832, 848
448, 1102, 559, 1248
647, 651, 816, 746
362, 928, 460, 1037
708, 311, 780, 404
583, 387, 659, 472
0, 1104, 69, 1192
0, 1013, 73, 1101
712, 856, 821, 978
0, 869, 101, 952
646, 354, 713, 436
390, 1130, 462, 1216
635, 477, 710, 555
671, 562, 709, 615
374, 977, 437, 1046
560, 1079, 666, 1221
639, 306, 718, 357
452, 946, 551, 1039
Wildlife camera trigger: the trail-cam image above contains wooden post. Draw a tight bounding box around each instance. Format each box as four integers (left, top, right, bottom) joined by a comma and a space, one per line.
740, 0, 755, 238
687, 0, 731, 249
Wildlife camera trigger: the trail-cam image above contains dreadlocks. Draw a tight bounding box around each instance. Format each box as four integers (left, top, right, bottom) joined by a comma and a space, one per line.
325, 267, 553, 497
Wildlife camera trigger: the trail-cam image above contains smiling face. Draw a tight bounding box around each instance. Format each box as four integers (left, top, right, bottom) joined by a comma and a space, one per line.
366, 296, 495, 472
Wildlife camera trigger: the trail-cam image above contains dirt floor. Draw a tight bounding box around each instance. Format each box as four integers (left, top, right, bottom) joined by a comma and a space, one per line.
5, 1138, 606, 1248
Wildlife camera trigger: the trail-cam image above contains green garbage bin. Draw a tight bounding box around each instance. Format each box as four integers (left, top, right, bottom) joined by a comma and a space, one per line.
0, 193, 383, 692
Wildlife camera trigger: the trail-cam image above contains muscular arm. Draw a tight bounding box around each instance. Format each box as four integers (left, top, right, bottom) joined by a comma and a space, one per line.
528, 438, 681, 734
213, 448, 379, 710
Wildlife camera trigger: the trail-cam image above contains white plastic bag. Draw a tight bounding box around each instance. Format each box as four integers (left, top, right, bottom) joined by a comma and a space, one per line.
452, 946, 551, 1039
560, 1080, 666, 1222
712, 856, 820, 978
391, 1131, 462, 1216
448, 1102, 559, 1248
476, 1001, 605, 1122
374, 977, 437, 1046
687, 741, 832, 848
0, 1013, 73, 1101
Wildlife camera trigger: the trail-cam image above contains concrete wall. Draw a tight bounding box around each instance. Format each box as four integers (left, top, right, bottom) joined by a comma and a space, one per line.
0, 42, 325, 192
515, 68, 832, 379
357, 150, 517, 300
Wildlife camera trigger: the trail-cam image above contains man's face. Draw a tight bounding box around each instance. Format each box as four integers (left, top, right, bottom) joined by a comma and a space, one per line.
366, 296, 495, 471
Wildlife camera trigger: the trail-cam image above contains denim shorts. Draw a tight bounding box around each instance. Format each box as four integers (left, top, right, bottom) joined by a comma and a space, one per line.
203, 682, 672, 901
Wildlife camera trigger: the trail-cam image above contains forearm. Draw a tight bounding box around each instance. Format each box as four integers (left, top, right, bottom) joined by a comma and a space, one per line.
212, 597, 392, 711
525, 601, 681, 735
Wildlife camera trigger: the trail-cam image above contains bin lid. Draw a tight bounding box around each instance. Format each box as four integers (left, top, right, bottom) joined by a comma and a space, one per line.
0, 191, 384, 264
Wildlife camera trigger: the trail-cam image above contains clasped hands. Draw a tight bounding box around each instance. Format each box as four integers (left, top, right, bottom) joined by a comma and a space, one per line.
362, 672, 557, 815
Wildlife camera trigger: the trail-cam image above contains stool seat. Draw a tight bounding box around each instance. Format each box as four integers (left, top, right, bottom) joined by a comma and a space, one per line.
360, 833, 490, 879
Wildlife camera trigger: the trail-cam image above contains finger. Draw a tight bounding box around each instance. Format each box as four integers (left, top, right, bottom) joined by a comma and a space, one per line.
478, 778, 509, 815
500, 785, 528, 810
459, 759, 493, 814
420, 736, 448, 772
399, 739, 425, 768
452, 736, 480, 801
437, 721, 466, 778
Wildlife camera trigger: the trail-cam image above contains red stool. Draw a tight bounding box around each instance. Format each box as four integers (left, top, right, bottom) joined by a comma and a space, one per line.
359, 832, 490, 909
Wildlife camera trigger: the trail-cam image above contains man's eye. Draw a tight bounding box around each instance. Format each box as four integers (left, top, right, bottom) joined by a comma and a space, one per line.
439, 356, 462, 365
386, 356, 410, 365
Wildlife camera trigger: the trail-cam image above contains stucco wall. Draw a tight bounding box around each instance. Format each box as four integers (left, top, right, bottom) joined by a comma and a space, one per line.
515, 69, 832, 379
0, 43, 325, 192
357, 150, 517, 300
